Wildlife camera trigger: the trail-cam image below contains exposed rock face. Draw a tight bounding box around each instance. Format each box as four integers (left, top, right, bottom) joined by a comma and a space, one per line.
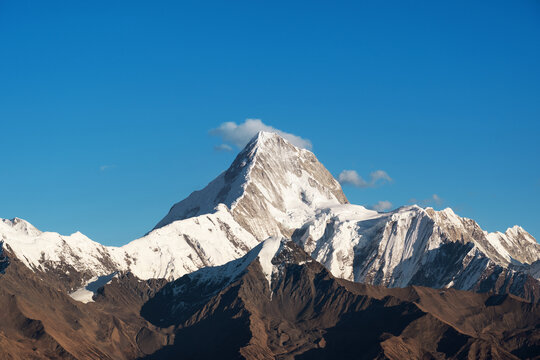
141, 239, 540, 359
0, 241, 9, 274
486, 225, 540, 264
294, 204, 540, 301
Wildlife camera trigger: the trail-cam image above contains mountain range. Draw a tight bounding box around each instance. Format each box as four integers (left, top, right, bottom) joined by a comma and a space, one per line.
0, 131, 539, 359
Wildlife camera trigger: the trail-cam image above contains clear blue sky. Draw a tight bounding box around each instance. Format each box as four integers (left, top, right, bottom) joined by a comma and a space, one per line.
1, 1, 539, 246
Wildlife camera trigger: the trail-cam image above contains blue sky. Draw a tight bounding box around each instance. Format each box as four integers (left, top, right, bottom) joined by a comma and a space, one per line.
1, 0, 539, 246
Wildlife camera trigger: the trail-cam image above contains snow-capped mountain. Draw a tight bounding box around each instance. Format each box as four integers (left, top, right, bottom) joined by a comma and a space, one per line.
1, 131, 348, 284
116, 132, 348, 280
1, 131, 539, 301
154, 131, 348, 239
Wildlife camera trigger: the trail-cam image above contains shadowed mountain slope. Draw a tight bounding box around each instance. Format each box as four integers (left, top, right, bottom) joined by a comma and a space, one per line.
141, 239, 540, 359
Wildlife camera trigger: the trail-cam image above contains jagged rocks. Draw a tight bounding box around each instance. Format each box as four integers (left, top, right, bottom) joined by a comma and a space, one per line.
0, 241, 9, 274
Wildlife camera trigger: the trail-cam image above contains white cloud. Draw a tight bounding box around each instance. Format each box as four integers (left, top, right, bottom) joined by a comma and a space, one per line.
431, 194, 443, 205
338, 169, 392, 188
370, 170, 392, 183
214, 144, 233, 152
338, 170, 368, 187
99, 165, 116, 172
370, 200, 393, 212
210, 119, 312, 150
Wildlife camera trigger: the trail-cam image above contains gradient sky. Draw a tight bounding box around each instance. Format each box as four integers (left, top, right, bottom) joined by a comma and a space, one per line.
1, 0, 539, 246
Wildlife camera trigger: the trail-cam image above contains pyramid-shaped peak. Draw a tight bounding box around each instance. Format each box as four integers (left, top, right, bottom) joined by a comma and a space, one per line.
504, 225, 536, 244
153, 130, 347, 239
229, 131, 317, 183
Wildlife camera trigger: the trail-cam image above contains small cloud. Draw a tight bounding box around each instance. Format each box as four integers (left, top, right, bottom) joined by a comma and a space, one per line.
214, 144, 233, 152
210, 118, 312, 150
338, 169, 392, 188
99, 165, 116, 172
338, 170, 368, 187
370, 170, 392, 183
370, 200, 393, 212
410, 194, 443, 207
432, 194, 443, 205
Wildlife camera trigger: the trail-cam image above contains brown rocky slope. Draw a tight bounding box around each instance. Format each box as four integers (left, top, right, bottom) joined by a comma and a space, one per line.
0, 249, 168, 360
141, 240, 540, 359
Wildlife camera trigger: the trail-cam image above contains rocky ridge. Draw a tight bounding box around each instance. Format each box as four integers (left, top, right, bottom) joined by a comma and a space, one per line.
141, 238, 540, 359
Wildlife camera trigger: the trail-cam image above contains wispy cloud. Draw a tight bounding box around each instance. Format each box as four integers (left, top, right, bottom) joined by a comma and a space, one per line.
210, 118, 312, 150
338, 169, 392, 188
214, 144, 233, 152
369, 200, 393, 212
99, 165, 116, 172
409, 194, 443, 207
431, 194, 443, 205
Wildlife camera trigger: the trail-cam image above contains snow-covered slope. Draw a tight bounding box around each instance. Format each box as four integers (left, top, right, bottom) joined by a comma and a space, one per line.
117, 204, 258, 280
0, 218, 120, 286
0, 209, 257, 283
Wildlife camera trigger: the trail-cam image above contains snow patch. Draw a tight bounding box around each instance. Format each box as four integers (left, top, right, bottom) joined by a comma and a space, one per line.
256, 236, 282, 285
69, 272, 118, 303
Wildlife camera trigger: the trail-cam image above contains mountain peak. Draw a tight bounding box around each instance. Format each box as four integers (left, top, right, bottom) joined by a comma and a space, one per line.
247, 130, 311, 153
153, 131, 347, 239
234, 131, 310, 168
1, 217, 41, 237
251, 130, 281, 144
504, 225, 537, 245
